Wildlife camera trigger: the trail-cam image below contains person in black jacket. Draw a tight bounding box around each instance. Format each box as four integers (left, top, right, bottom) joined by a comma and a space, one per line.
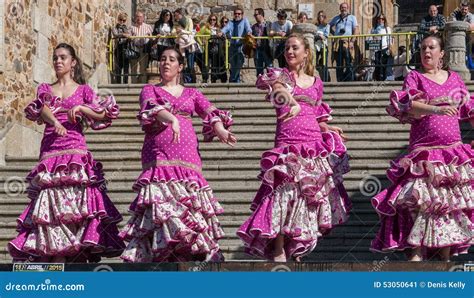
149, 9, 174, 72
251, 8, 273, 77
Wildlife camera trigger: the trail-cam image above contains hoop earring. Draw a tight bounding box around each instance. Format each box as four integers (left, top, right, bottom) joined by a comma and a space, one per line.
438, 58, 444, 70
300, 58, 307, 72
70, 66, 75, 79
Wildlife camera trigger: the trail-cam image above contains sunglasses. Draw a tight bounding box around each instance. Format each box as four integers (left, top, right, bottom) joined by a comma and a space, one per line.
119, 19, 126, 22
223, 20, 228, 23
234, 12, 242, 15
210, 18, 217, 21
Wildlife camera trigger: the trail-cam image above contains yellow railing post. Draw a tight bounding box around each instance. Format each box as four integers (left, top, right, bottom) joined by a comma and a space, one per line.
108, 38, 113, 72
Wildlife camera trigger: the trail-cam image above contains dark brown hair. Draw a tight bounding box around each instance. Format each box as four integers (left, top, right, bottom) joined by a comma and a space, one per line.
160, 47, 185, 82
54, 43, 86, 84
421, 33, 447, 70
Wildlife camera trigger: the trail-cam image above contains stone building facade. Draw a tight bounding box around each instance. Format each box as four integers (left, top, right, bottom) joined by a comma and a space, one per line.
0, 0, 131, 162
136, 0, 396, 36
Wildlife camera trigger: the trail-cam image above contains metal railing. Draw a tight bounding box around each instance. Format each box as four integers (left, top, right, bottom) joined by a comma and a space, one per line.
107, 31, 473, 83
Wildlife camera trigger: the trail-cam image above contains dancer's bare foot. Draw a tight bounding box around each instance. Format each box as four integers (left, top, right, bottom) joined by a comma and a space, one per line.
273, 234, 286, 262
408, 247, 422, 262
438, 247, 450, 262
273, 252, 287, 262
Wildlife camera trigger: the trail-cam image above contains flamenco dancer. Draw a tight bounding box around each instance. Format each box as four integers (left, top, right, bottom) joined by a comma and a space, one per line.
371, 34, 474, 261
8, 43, 124, 263
237, 34, 351, 262
119, 47, 236, 262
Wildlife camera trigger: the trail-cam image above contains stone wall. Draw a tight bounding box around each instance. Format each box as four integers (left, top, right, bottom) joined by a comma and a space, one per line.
136, 0, 358, 24
0, 0, 129, 161
136, 0, 394, 32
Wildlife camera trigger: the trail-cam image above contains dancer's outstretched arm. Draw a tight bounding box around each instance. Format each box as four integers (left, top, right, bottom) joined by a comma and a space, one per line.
272, 82, 301, 122
213, 121, 237, 147
68, 105, 106, 123
154, 109, 180, 143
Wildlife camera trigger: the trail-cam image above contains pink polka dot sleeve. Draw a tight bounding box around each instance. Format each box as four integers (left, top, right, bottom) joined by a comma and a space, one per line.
193, 89, 234, 142
387, 71, 426, 124
313, 78, 333, 123
456, 75, 474, 121
137, 84, 169, 132
24, 83, 52, 124
81, 85, 120, 130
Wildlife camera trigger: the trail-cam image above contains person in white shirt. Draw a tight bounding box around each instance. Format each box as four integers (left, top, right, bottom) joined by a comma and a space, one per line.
370, 14, 394, 81
270, 9, 293, 68
392, 46, 411, 81
130, 11, 153, 83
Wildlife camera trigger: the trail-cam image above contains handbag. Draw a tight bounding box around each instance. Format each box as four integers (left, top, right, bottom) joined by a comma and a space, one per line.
124, 41, 140, 60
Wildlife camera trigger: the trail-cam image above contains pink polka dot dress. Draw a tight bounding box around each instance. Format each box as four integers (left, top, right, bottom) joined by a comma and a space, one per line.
371, 70, 474, 257
237, 68, 352, 260
9, 83, 125, 262
119, 84, 233, 262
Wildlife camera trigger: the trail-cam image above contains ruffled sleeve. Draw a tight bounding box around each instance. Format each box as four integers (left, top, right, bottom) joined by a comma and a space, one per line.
453, 74, 474, 121
315, 102, 333, 123
255, 67, 296, 101
311, 78, 332, 122
24, 83, 57, 124
386, 72, 426, 124
136, 85, 170, 132
193, 89, 233, 142
81, 85, 120, 130
459, 94, 474, 121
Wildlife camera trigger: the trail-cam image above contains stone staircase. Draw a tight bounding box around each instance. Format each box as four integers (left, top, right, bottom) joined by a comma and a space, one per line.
0, 81, 473, 263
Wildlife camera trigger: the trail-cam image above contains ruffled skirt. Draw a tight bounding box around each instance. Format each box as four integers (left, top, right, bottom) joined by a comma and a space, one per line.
371, 143, 474, 257
119, 165, 225, 262
8, 152, 125, 262
237, 132, 351, 260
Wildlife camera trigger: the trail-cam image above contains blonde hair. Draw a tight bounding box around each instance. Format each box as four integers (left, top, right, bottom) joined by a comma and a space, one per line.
286, 33, 315, 76
117, 12, 128, 21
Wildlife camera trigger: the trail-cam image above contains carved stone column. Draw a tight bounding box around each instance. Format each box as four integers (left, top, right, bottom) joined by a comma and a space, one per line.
444, 21, 470, 81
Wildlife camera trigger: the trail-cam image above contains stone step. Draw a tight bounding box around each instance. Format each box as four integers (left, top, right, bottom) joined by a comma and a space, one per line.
4, 152, 407, 168
0, 162, 391, 172
81, 142, 409, 152
105, 117, 403, 127
101, 80, 474, 91
88, 125, 413, 134
83, 134, 411, 143
115, 108, 394, 119
113, 93, 396, 102
114, 101, 395, 112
